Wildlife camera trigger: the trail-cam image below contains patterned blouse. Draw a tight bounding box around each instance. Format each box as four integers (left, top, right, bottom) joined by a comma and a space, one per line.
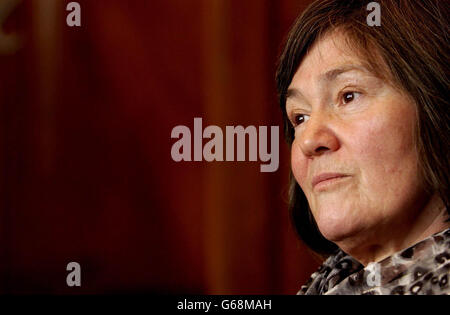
298, 228, 450, 295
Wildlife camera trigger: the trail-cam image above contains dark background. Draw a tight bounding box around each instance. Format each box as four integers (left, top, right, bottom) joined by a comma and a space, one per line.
0, 0, 318, 294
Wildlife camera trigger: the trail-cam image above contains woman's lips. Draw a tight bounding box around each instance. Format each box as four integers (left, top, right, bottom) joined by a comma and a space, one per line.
312, 173, 350, 190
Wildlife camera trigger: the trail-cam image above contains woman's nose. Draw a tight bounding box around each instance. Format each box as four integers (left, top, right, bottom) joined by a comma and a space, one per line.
297, 112, 340, 157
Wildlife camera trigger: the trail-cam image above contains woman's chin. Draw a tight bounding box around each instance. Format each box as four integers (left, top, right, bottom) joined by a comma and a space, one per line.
315, 211, 363, 243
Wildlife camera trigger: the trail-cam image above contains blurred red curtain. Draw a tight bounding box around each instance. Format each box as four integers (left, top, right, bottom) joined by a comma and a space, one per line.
0, 0, 318, 294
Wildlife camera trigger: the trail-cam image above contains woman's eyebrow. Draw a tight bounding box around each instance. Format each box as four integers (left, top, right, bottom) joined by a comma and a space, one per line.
286, 87, 305, 101
285, 88, 310, 114
286, 65, 372, 100
320, 65, 369, 83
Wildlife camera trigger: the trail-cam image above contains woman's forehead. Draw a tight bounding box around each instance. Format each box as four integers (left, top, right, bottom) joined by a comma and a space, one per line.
290, 30, 389, 89
298, 32, 366, 76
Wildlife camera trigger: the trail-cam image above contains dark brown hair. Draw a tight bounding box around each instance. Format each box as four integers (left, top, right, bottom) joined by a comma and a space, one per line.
276, 0, 449, 255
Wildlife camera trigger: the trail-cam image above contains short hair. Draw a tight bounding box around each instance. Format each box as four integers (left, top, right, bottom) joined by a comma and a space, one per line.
276, 0, 449, 255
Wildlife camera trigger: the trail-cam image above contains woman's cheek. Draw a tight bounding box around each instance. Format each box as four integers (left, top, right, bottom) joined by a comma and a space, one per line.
291, 140, 309, 189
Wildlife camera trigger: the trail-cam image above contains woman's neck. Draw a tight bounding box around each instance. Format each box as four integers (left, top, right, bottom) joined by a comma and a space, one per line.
336, 193, 450, 266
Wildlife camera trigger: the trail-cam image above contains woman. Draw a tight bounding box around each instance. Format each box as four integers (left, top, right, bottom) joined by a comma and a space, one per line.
276, 0, 449, 295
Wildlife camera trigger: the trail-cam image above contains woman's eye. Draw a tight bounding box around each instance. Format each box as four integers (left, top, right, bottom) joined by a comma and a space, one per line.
292, 114, 309, 127
342, 91, 359, 104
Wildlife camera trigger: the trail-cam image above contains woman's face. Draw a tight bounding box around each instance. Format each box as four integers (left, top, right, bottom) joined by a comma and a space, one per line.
287, 32, 427, 243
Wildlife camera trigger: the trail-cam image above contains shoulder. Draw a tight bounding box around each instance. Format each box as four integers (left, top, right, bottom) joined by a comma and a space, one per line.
297, 249, 363, 295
